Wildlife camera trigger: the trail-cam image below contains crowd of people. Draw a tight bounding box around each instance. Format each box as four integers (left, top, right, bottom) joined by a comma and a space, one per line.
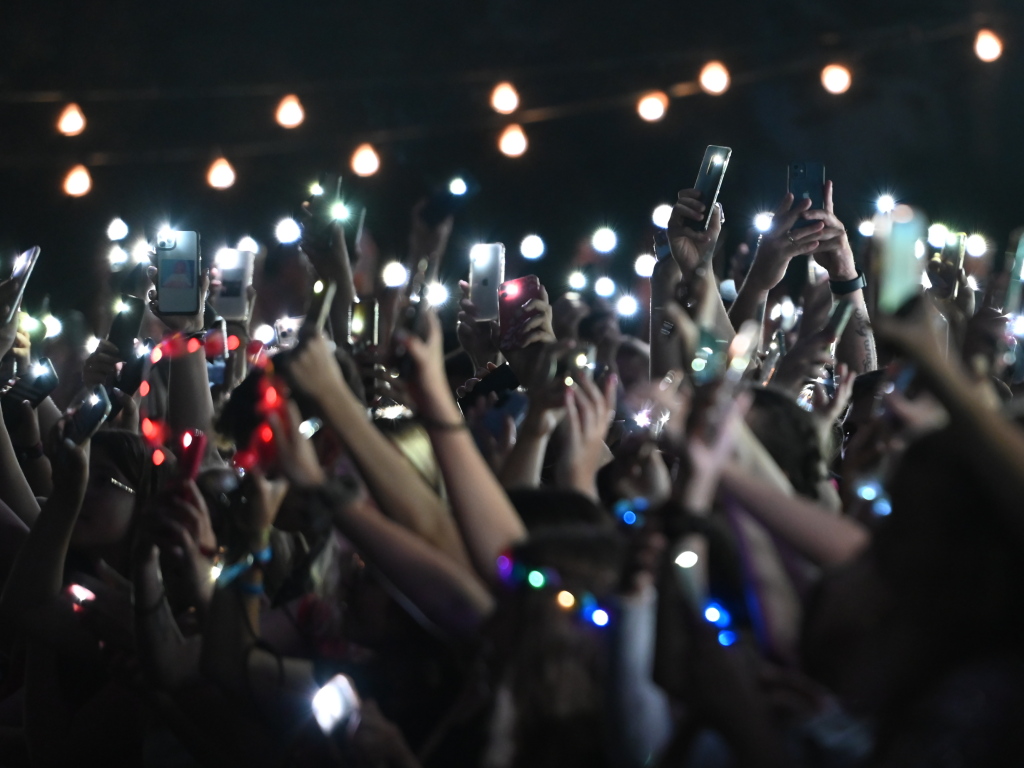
0, 167, 1021, 768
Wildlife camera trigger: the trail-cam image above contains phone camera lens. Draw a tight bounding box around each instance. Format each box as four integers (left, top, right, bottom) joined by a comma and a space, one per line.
156, 235, 176, 249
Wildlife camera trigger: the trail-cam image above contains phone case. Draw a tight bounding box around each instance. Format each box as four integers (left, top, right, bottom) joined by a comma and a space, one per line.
469, 244, 505, 322
499, 276, 542, 349
156, 231, 201, 315
66, 386, 112, 445
788, 162, 826, 229
693, 146, 732, 232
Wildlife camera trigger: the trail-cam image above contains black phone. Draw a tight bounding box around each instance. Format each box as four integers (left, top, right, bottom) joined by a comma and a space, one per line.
65, 386, 112, 444
107, 294, 146, 361
2, 358, 59, 424
692, 146, 732, 232
3, 247, 41, 326
420, 176, 478, 227
306, 172, 343, 249
788, 162, 825, 229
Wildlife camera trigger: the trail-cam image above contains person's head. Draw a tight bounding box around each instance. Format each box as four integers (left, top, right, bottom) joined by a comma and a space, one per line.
746, 386, 825, 499
71, 429, 147, 553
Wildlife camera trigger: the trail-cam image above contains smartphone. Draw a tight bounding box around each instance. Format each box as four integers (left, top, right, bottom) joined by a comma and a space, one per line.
214, 248, 255, 322
108, 340, 152, 419
653, 229, 672, 261
155, 231, 201, 315
349, 299, 379, 349
2, 358, 58, 424
176, 430, 207, 481
692, 146, 732, 232
469, 243, 505, 322
1005, 233, 1024, 318
275, 317, 302, 350
65, 386, 112, 445
3, 247, 41, 326
107, 294, 146, 361
823, 298, 855, 339
788, 162, 826, 229
312, 673, 362, 736
420, 176, 478, 227
499, 276, 543, 349
306, 172, 343, 249
300, 280, 337, 341
457, 363, 520, 414
876, 207, 926, 315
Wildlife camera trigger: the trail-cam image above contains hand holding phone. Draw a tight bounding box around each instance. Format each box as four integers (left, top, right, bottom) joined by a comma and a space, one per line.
65, 386, 112, 445
305, 172, 344, 249
691, 146, 732, 232
1, 247, 41, 326
154, 231, 202, 316
498, 276, 543, 350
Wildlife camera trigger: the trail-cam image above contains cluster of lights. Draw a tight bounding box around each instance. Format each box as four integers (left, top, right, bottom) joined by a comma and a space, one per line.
674, 546, 736, 645
496, 553, 610, 628
855, 479, 892, 516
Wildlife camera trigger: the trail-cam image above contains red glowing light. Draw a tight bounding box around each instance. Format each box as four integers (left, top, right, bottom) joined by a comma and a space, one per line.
141, 418, 157, 439
152, 449, 166, 466
151, 347, 163, 363
139, 381, 150, 397
265, 387, 279, 406
227, 334, 240, 351
187, 338, 202, 354
504, 282, 520, 299
260, 424, 273, 443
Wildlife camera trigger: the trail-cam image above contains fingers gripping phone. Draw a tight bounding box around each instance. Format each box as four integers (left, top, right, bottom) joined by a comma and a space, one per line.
788, 162, 825, 229
2, 358, 58, 424
65, 386, 112, 445
469, 243, 505, 322
3, 247, 41, 325
107, 294, 146, 361
499, 276, 543, 350
155, 231, 201, 315
692, 146, 732, 232
214, 249, 255, 322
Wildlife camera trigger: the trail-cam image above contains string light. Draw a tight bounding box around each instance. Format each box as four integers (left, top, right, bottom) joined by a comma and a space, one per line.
699, 61, 730, 95
490, 82, 519, 114
652, 204, 673, 228
557, 591, 576, 609
637, 91, 669, 121
207, 157, 236, 189
821, 64, 852, 94
351, 144, 380, 176
57, 103, 86, 136
975, 29, 1003, 62
592, 227, 617, 253
634, 254, 657, 277
595, 277, 616, 297
275, 95, 304, 128
63, 165, 91, 197
520, 235, 545, 260
498, 124, 528, 157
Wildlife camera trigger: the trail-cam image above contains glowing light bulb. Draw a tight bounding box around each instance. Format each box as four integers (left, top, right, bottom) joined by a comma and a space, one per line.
592, 227, 617, 254
557, 591, 575, 609
675, 551, 698, 568
313, 280, 324, 294
637, 91, 669, 121
57, 103, 86, 136
975, 29, 1003, 62
63, 165, 91, 197
449, 178, 468, 195
754, 212, 774, 233
591, 609, 610, 627
238, 236, 258, 253
275, 95, 304, 128
275, 218, 301, 244
527, 570, 546, 588
652, 204, 673, 229
699, 61, 730, 95
520, 235, 545, 260
351, 144, 380, 177
490, 82, 519, 114
876, 195, 896, 214
858, 221, 875, 237
821, 64, 852, 94
382, 262, 409, 288
498, 124, 527, 157
634, 254, 657, 278
107, 218, 129, 241
568, 272, 587, 290
616, 295, 639, 316
207, 157, 236, 189
425, 282, 449, 306
595, 277, 616, 297
966, 234, 987, 257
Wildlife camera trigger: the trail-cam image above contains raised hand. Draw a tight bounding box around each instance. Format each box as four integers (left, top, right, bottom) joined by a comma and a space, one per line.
147, 266, 210, 335
667, 189, 723, 272
456, 280, 502, 370
555, 373, 617, 500
745, 195, 823, 293
83, 339, 120, 388
802, 181, 858, 281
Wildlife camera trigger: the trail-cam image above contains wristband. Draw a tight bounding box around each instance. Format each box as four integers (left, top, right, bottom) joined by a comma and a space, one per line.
829, 271, 867, 296
237, 580, 265, 597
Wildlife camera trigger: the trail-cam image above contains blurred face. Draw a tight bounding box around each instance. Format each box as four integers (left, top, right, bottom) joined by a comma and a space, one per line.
71, 449, 137, 550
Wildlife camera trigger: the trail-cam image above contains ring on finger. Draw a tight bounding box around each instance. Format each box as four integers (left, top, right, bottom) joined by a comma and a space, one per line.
787, 235, 796, 244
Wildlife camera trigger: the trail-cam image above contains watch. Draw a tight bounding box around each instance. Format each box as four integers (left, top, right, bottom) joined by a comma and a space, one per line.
829, 271, 867, 296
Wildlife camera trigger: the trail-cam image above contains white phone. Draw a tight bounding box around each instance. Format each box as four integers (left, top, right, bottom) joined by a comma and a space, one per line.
155, 230, 201, 315
469, 243, 505, 322
875, 207, 926, 315
312, 673, 361, 735
214, 248, 255, 321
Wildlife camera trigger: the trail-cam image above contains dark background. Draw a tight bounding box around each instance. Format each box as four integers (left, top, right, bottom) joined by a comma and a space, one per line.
0, 0, 1020, 317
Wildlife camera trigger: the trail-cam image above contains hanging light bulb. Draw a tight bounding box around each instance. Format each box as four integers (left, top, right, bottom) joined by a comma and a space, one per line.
637, 91, 669, 121
490, 82, 519, 114
699, 61, 730, 95
275, 95, 304, 128
63, 165, 92, 197
820, 64, 852, 94
975, 29, 1003, 62
351, 144, 380, 177
499, 124, 528, 157
57, 103, 86, 136
207, 157, 236, 189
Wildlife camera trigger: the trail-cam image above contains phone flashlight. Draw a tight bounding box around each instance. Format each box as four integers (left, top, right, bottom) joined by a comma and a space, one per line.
312, 674, 362, 735
68, 584, 96, 604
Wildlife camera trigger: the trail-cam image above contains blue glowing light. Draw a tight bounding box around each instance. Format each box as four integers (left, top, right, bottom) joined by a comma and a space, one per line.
496, 555, 513, 580
591, 609, 610, 627
703, 601, 732, 627
873, 498, 892, 517
718, 630, 737, 647
856, 481, 881, 501
622, 511, 637, 525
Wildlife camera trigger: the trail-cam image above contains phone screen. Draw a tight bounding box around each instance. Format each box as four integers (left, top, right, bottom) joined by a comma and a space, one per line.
469, 243, 505, 322
4, 246, 41, 325
693, 146, 732, 232
312, 673, 362, 735
156, 231, 201, 315
876, 207, 926, 315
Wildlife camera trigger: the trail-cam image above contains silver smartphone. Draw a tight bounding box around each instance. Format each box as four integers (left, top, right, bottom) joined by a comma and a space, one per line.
155, 230, 201, 315
214, 248, 255, 321
469, 243, 505, 322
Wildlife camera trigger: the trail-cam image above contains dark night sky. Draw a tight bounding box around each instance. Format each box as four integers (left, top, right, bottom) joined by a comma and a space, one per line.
0, 0, 1020, 316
